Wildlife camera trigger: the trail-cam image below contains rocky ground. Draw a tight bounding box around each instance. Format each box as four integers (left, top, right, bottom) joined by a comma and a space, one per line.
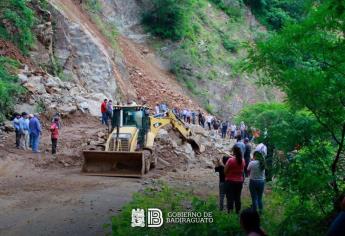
0, 113, 237, 235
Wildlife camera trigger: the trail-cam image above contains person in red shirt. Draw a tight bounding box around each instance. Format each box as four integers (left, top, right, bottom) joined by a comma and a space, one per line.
50, 117, 59, 154
101, 99, 108, 125
224, 145, 245, 213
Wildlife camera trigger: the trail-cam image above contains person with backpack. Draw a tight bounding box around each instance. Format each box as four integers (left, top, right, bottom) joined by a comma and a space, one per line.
247, 151, 266, 213
224, 146, 245, 214
215, 155, 229, 211
50, 117, 59, 154
221, 120, 228, 139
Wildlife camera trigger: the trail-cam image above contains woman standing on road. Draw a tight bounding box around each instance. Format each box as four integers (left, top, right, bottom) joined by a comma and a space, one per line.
224, 146, 245, 214
247, 151, 266, 213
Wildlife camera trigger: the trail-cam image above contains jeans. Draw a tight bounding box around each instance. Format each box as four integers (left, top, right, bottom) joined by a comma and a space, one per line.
249, 179, 265, 211
29, 133, 34, 148
15, 130, 21, 148
21, 130, 30, 150
225, 181, 243, 213
219, 182, 226, 211
101, 112, 108, 125
52, 138, 58, 154
221, 129, 227, 139
31, 133, 40, 152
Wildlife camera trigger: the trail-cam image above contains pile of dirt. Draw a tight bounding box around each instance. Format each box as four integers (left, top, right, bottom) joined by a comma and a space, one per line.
150, 125, 225, 179
119, 37, 203, 111
0, 39, 34, 66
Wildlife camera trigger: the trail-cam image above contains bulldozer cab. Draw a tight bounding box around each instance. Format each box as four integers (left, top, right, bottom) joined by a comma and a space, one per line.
111, 105, 150, 148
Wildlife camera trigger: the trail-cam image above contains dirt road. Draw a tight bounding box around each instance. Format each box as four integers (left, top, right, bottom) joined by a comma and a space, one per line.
0, 166, 141, 236
0, 115, 142, 235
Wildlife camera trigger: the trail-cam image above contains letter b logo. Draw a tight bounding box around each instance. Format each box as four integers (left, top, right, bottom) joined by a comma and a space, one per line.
147, 208, 163, 227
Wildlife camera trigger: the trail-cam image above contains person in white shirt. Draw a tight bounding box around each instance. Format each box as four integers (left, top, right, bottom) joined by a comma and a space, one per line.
230, 124, 236, 139
255, 143, 267, 157
154, 104, 160, 115
206, 115, 213, 130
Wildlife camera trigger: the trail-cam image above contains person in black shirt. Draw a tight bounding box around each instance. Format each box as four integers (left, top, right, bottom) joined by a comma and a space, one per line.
215, 155, 229, 211
244, 138, 252, 177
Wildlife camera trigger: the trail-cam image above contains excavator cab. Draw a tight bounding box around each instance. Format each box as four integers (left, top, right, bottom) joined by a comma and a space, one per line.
82, 105, 150, 177
82, 105, 201, 178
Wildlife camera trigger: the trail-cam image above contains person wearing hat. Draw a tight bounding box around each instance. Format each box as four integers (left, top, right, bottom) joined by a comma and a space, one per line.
19, 112, 30, 150
50, 117, 59, 154
29, 113, 42, 153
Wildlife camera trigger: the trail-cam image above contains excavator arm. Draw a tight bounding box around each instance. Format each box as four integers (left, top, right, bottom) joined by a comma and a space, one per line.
145, 111, 200, 152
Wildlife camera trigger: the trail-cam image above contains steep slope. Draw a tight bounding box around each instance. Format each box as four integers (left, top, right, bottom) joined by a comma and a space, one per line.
49, 0, 135, 100
93, 0, 281, 118
49, 0, 202, 111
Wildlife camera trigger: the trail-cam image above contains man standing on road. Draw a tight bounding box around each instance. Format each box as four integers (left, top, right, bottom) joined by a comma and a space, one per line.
101, 99, 108, 125
19, 112, 30, 150
50, 117, 59, 155
29, 114, 42, 153
13, 113, 21, 148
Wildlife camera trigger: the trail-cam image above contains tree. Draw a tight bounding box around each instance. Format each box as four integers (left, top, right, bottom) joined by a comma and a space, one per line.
246, 0, 345, 194
142, 0, 197, 40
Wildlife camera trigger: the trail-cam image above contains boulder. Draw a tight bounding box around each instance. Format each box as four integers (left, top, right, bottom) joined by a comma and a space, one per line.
3, 120, 14, 132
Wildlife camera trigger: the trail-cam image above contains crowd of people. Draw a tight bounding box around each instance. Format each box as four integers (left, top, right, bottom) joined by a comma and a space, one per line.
214, 133, 268, 236
12, 112, 60, 155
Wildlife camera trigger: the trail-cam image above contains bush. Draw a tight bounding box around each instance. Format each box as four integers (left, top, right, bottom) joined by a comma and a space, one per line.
244, 0, 313, 30
0, 0, 36, 54
142, 0, 197, 40
222, 38, 239, 53
0, 57, 25, 122
209, 0, 243, 20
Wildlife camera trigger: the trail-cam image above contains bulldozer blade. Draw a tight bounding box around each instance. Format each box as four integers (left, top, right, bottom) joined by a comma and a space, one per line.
82, 151, 145, 177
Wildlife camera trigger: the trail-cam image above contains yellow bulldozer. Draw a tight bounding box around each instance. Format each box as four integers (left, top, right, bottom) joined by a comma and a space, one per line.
82, 105, 200, 177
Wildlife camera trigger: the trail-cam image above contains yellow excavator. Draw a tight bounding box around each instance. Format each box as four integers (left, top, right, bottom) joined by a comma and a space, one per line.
82, 105, 200, 177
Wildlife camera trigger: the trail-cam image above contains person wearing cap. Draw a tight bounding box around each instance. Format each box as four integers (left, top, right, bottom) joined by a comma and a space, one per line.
29, 113, 42, 153
19, 112, 30, 150
12, 113, 21, 148
50, 117, 59, 154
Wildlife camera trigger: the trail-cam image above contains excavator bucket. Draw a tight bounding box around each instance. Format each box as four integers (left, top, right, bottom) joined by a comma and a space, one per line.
82, 151, 145, 177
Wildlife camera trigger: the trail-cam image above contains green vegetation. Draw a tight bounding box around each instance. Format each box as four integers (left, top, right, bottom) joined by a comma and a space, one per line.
0, 0, 36, 54
109, 184, 242, 236
0, 57, 25, 122
83, 0, 119, 51
143, 0, 247, 114
142, 0, 198, 41
234, 0, 345, 234
244, 0, 315, 30
209, 0, 243, 20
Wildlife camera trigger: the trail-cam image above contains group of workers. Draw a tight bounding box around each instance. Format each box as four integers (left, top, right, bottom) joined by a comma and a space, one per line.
12, 112, 60, 154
